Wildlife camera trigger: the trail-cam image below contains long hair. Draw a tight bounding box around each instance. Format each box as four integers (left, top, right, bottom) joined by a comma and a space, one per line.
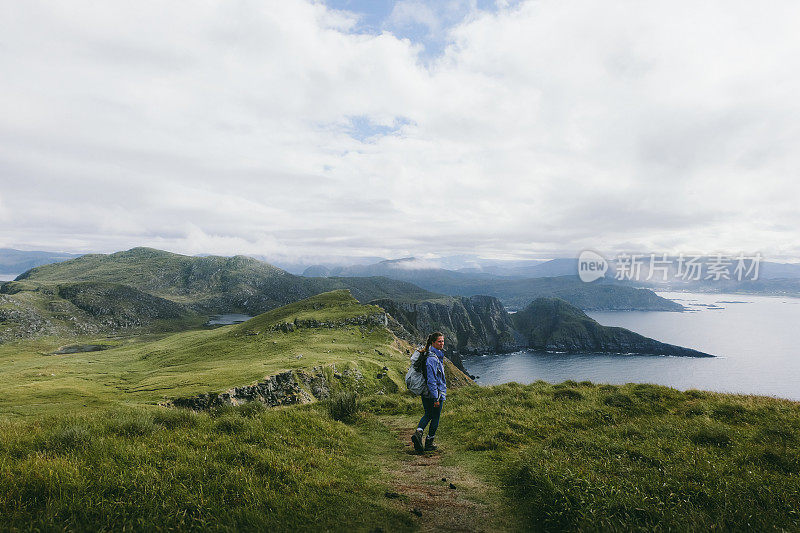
414, 331, 443, 372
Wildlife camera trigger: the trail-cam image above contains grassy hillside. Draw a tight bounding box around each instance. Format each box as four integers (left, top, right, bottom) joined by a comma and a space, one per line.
16, 247, 317, 309
447, 382, 800, 531
0, 290, 414, 418
234, 289, 384, 332
15, 247, 443, 316
0, 280, 202, 343
2, 289, 797, 531
2, 381, 798, 530
0, 289, 478, 531
0, 403, 419, 531
368, 382, 800, 531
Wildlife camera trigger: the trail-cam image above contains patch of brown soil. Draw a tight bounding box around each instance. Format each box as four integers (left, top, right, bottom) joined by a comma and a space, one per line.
379, 417, 497, 532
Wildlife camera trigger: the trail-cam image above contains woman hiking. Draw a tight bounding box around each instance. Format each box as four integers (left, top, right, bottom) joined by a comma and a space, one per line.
411, 332, 447, 452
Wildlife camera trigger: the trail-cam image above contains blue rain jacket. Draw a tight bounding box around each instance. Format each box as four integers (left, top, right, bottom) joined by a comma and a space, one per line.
424, 347, 447, 401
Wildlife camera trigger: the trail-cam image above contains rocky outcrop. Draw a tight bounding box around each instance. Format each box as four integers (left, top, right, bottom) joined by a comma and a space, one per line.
57, 282, 190, 322
172, 371, 314, 410
443, 357, 477, 389
372, 295, 521, 354
371, 295, 525, 373
169, 365, 367, 411
512, 297, 712, 357
370, 296, 520, 354
257, 313, 388, 334
0, 280, 197, 342
297, 367, 332, 400
0, 293, 64, 340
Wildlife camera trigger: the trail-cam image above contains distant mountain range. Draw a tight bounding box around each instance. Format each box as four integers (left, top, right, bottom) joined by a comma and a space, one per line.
305, 255, 800, 302
5, 247, 800, 282
0, 248, 82, 275
302, 257, 682, 311
9, 247, 683, 312
11, 247, 440, 314
303, 256, 570, 279
600, 256, 800, 297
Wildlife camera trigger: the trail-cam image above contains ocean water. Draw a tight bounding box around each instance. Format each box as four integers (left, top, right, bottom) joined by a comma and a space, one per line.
462, 292, 800, 401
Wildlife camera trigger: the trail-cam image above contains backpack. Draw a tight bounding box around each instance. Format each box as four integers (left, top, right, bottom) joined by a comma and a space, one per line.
405, 349, 428, 396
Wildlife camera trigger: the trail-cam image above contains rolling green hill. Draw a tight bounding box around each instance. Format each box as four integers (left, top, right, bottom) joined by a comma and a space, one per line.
0, 290, 467, 530
0, 290, 434, 417
0, 280, 202, 342
14, 247, 443, 315
16, 247, 318, 310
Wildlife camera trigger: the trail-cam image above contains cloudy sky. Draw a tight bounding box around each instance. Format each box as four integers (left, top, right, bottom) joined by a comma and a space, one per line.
1, 0, 799, 264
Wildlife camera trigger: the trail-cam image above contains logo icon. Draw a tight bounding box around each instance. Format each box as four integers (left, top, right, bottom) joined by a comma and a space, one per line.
578, 250, 608, 282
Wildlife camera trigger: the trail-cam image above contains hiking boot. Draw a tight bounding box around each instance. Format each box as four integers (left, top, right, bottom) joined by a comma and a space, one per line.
411, 429, 424, 452
424, 437, 437, 451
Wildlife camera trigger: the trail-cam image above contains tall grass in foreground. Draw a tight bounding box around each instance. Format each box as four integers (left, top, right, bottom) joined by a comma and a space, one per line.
3, 381, 799, 532
432, 381, 800, 532
327, 390, 363, 424
0, 403, 412, 532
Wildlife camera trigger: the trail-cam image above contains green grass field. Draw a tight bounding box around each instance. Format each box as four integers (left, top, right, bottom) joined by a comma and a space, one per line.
364, 382, 800, 531
1, 290, 799, 531
0, 291, 407, 417
0, 403, 418, 531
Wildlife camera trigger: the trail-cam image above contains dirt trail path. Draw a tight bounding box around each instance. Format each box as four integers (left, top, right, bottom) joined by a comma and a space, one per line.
377, 416, 501, 532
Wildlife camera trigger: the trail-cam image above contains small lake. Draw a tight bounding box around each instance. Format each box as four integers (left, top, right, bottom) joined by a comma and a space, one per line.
207, 313, 253, 326
462, 292, 800, 401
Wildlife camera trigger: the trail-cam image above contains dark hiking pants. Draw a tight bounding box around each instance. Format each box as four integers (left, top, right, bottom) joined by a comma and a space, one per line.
418, 396, 444, 437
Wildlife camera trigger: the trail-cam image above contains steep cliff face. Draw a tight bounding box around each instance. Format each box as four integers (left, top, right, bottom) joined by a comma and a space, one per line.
512, 297, 712, 357
371, 295, 524, 370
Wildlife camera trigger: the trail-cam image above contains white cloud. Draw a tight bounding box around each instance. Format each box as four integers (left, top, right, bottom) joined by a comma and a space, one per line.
389, 257, 444, 270
388, 0, 442, 36
0, 0, 799, 262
